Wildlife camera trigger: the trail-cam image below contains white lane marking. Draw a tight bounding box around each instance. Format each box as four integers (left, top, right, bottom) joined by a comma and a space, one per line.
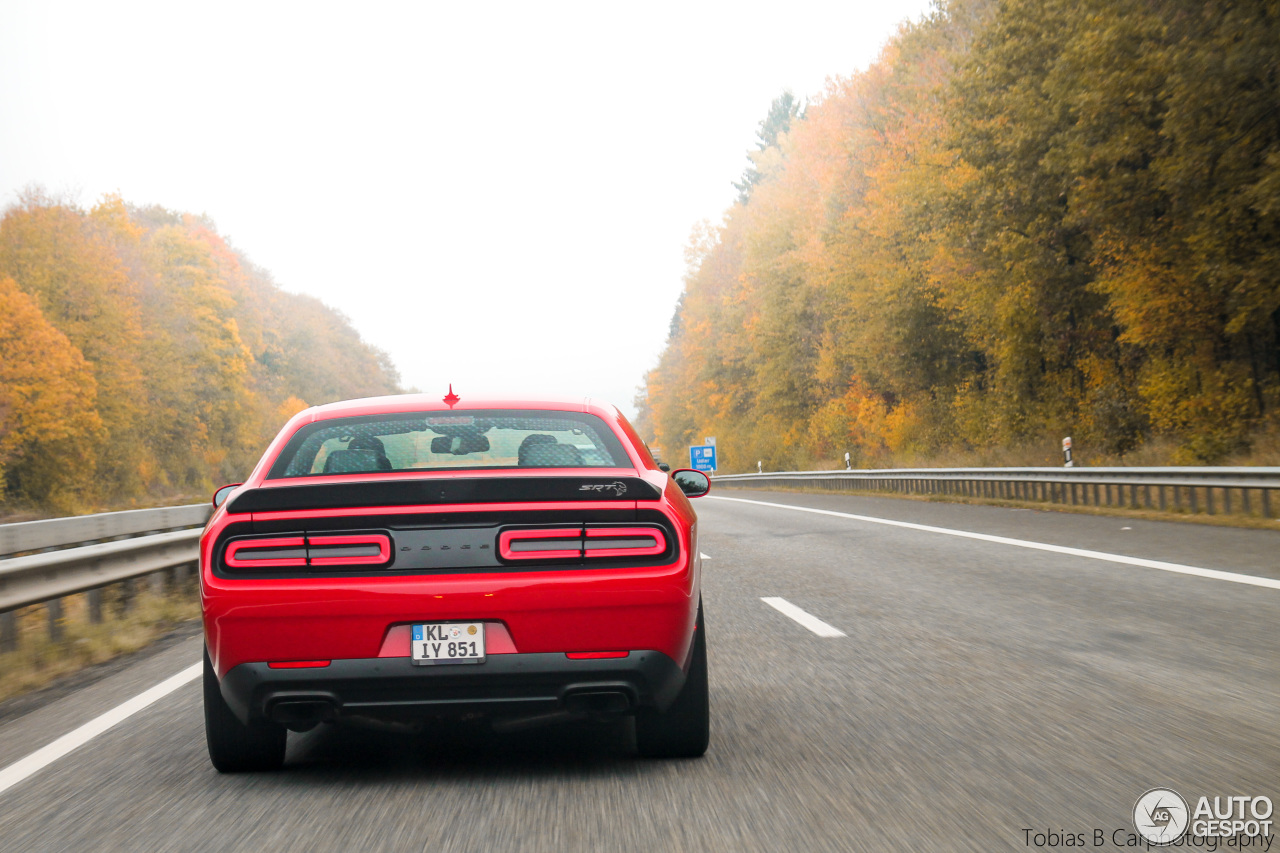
0, 662, 201, 797
761, 597, 846, 637
700, 552, 712, 559
709, 495, 1280, 590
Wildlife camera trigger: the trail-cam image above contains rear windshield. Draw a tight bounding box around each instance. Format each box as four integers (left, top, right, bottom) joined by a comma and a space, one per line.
267, 409, 632, 478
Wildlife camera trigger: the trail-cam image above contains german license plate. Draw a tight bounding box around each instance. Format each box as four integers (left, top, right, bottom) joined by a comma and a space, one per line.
411, 622, 486, 666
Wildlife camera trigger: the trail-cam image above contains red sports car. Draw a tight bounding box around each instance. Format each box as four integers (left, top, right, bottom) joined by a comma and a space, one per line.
200, 393, 711, 771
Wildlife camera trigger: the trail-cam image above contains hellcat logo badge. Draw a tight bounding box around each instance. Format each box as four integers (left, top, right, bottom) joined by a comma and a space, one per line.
579, 481, 627, 496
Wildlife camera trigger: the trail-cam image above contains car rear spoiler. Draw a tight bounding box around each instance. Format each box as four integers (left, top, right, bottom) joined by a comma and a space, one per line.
226, 476, 663, 514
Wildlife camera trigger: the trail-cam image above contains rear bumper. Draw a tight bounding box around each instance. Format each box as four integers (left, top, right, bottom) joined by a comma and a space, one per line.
220, 651, 686, 726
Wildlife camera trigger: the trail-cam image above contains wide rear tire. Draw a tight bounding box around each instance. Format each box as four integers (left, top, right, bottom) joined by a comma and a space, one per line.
203, 649, 287, 773
636, 601, 709, 758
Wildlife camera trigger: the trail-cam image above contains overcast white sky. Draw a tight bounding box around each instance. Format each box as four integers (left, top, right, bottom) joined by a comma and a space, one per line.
0, 0, 934, 419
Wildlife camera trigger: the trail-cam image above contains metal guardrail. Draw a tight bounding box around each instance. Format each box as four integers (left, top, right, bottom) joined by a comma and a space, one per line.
0, 504, 212, 649
0, 504, 211, 558
713, 467, 1280, 518
2, 467, 1276, 648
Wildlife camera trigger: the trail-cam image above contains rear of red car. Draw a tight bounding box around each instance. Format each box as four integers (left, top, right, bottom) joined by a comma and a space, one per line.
200, 396, 709, 771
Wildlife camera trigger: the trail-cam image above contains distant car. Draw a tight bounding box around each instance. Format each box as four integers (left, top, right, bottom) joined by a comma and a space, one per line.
200, 393, 711, 771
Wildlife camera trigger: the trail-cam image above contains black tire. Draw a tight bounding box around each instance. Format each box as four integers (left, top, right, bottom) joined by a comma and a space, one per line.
203, 649, 287, 773
636, 601, 709, 758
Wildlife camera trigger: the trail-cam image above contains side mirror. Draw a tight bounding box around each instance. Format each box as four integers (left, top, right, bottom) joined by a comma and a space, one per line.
671, 469, 710, 498
213, 483, 242, 508
658, 463, 671, 473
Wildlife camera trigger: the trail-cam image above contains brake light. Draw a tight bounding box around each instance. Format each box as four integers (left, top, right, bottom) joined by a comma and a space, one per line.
224, 537, 307, 568
498, 528, 582, 561
222, 533, 392, 569
308, 534, 392, 566
498, 526, 669, 561
583, 527, 667, 558
565, 651, 629, 659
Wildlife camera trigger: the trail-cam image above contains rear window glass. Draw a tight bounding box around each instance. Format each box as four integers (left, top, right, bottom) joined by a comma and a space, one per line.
267, 410, 631, 478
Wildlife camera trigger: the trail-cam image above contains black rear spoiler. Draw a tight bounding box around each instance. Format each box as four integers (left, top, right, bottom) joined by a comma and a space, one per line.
226, 476, 662, 514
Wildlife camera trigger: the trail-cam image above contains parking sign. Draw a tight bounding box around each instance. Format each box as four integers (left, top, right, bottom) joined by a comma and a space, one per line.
690, 444, 717, 472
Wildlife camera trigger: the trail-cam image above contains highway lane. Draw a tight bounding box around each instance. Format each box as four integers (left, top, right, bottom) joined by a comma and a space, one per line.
0, 489, 1276, 852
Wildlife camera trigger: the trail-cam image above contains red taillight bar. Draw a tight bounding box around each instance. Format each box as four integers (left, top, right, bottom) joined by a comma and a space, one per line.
223, 534, 391, 569
224, 536, 307, 569
498, 526, 670, 562
498, 528, 582, 561
583, 527, 667, 558
308, 534, 392, 566
565, 651, 630, 659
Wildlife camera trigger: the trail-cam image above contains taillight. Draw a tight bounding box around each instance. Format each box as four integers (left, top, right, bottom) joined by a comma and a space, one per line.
583, 527, 666, 558
498, 528, 582, 561
565, 651, 629, 659
308, 534, 392, 566
225, 537, 307, 569
222, 533, 392, 570
498, 526, 669, 562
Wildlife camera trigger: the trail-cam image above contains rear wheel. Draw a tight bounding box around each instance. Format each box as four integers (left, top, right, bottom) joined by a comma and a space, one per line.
636, 601, 709, 758
203, 649, 286, 772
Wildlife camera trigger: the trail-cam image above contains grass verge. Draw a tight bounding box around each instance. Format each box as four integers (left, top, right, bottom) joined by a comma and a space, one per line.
0, 586, 200, 706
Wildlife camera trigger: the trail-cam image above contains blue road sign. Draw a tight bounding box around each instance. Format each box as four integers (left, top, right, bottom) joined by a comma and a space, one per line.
690, 444, 717, 472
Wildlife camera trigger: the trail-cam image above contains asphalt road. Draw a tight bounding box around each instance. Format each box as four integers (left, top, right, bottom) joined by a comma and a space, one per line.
1, 489, 1277, 852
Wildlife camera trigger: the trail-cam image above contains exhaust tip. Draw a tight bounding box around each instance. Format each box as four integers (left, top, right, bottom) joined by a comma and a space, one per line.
266, 696, 338, 725
562, 688, 634, 715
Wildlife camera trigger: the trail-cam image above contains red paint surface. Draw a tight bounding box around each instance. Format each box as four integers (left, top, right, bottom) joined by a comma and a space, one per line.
201, 397, 702, 678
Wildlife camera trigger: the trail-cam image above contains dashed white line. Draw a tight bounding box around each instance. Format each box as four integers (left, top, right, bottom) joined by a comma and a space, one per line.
0, 662, 201, 797
761, 597, 846, 637
700, 552, 712, 559
710, 495, 1280, 591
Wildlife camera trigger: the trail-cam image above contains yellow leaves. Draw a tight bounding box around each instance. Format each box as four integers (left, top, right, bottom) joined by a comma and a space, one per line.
0, 277, 103, 510
275, 396, 310, 423
639, 0, 1279, 469
0, 194, 401, 511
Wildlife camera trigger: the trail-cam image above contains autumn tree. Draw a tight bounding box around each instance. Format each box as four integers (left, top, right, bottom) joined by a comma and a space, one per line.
0, 277, 103, 511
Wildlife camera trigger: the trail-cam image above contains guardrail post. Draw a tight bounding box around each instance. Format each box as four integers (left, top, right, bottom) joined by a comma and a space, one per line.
47, 598, 65, 643
1206, 488, 1215, 515
1263, 489, 1272, 518
0, 611, 16, 652
1242, 489, 1251, 516
1223, 488, 1232, 514
117, 578, 135, 616
87, 588, 104, 623
1189, 487, 1198, 513
1158, 486, 1167, 511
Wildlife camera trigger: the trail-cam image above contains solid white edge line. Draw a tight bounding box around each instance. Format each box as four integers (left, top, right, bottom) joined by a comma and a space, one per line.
710, 495, 1280, 590
0, 662, 201, 797
761, 597, 846, 637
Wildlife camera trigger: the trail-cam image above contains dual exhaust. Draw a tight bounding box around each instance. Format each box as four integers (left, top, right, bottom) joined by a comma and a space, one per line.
264, 685, 637, 732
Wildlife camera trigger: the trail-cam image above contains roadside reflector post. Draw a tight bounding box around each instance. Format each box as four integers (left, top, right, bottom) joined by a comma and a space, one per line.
844, 451, 852, 471
757, 460, 762, 474
1062, 436, 1073, 468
